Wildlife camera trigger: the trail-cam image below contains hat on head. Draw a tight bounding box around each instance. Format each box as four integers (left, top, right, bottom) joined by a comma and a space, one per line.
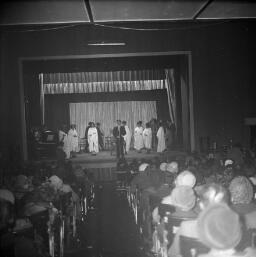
166, 162, 178, 173
160, 162, 167, 172
197, 203, 242, 250
224, 159, 234, 167
229, 176, 253, 204
0, 189, 15, 204
23, 202, 47, 216
49, 175, 63, 190
161, 186, 196, 211
249, 176, 256, 186
175, 170, 196, 188
138, 163, 149, 172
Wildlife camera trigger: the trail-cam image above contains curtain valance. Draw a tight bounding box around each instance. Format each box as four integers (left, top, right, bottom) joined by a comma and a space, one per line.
43, 70, 165, 83
42, 70, 166, 94
44, 80, 164, 94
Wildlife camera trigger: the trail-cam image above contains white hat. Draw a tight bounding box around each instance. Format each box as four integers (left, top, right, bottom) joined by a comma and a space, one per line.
49, 175, 63, 190
139, 163, 149, 172
175, 170, 196, 188
160, 162, 167, 171
166, 162, 178, 173
224, 159, 234, 167
249, 176, 256, 186
0, 189, 15, 204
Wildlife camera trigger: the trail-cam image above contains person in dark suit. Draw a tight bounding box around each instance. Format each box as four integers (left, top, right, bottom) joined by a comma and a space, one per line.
84, 122, 92, 153
113, 120, 126, 160
96, 122, 104, 151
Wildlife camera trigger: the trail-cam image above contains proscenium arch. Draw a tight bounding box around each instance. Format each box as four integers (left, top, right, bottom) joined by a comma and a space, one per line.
19, 51, 194, 161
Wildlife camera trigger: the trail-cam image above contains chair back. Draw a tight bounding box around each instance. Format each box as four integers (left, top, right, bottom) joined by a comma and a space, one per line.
164, 215, 194, 246
180, 235, 210, 257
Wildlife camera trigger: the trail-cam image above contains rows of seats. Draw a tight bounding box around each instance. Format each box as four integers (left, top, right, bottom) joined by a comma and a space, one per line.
118, 146, 256, 257
0, 161, 95, 257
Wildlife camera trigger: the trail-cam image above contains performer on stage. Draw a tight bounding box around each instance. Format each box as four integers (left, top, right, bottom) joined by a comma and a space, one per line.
134, 121, 144, 153
96, 122, 104, 151
122, 120, 131, 154
157, 121, 166, 153
143, 122, 152, 153
150, 118, 158, 151
113, 120, 126, 159
166, 120, 175, 150
88, 122, 99, 155
68, 124, 79, 157
58, 124, 70, 159
84, 122, 92, 153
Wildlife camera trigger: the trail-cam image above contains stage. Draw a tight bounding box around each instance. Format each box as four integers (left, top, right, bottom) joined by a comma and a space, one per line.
36, 148, 186, 181
70, 149, 186, 168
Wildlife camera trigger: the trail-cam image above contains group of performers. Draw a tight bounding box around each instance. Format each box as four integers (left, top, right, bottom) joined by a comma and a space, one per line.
56, 118, 175, 160
133, 120, 172, 153
58, 124, 79, 159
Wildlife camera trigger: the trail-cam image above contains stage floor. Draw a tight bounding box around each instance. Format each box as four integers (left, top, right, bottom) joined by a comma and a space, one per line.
71, 149, 186, 168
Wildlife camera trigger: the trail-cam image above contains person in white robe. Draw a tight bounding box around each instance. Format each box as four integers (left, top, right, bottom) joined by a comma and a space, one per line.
143, 122, 152, 153
58, 125, 70, 159
122, 120, 131, 154
68, 124, 79, 157
157, 122, 166, 153
134, 121, 144, 152
88, 122, 99, 155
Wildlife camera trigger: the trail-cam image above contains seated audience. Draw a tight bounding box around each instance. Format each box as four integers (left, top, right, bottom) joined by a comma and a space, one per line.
167, 183, 229, 257
197, 203, 256, 257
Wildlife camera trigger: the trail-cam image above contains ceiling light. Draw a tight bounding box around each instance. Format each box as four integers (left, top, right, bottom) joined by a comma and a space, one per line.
87, 41, 126, 46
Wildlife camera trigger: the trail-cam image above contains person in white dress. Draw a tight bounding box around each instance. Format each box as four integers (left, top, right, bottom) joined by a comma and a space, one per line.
143, 122, 152, 153
68, 124, 79, 157
122, 120, 131, 154
134, 121, 144, 153
58, 124, 70, 159
157, 121, 166, 153
88, 122, 99, 155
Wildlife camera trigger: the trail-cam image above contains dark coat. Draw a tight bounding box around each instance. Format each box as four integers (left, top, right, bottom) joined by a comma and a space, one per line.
113, 126, 126, 141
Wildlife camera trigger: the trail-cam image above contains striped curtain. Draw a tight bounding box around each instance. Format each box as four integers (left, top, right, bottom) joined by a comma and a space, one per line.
40, 69, 177, 135
43, 70, 165, 94
69, 101, 157, 142
165, 69, 177, 127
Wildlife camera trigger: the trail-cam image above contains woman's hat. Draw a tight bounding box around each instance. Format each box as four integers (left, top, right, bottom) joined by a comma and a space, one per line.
161, 185, 196, 211
166, 162, 178, 173
0, 189, 15, 204
224, 159, 234, 167
49, 175, 63, 190
229, 176, 253, 204
160, 162, 167, 172
138, 163, 149, 172
175, 170, 196, 188
197, 203, 242, 250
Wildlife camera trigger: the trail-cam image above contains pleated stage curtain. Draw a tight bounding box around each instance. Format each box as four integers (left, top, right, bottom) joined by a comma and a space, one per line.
69, 101, 157, 140
43, 70, 165, 94
41, 69, 177, 136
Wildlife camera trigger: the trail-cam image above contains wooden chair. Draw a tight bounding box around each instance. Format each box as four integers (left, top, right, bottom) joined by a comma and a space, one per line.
103, 136, 112, 152
78, 137, 87, 152
180, 235, 210, 257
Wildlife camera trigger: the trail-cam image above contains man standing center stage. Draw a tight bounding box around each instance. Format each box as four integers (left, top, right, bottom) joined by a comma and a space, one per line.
113, 120, 126, 159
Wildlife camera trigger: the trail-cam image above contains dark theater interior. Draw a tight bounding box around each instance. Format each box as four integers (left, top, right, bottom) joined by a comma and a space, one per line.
1, 1, 256, 257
